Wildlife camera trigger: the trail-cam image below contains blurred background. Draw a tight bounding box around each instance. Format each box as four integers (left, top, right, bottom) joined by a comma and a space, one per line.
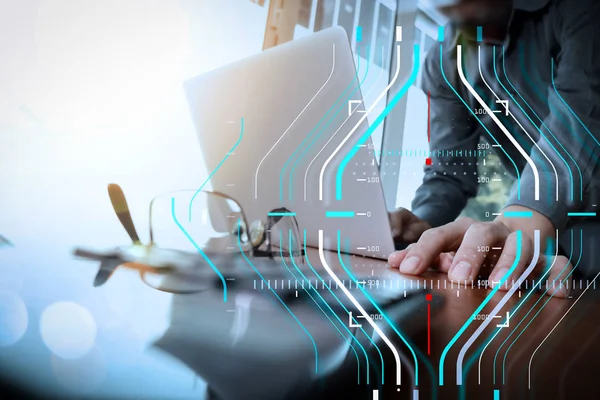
0, 0, 510, 397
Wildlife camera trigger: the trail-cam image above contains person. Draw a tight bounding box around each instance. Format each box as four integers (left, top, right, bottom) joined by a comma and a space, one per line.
387, 0, 600, 297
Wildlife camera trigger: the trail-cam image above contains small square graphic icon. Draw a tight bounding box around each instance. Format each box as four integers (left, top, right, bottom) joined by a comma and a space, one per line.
425, 158, 432, 166
425, 294, 432, 301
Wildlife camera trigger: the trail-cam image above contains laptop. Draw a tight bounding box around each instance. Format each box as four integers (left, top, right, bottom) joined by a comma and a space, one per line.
183, 26, 397, 261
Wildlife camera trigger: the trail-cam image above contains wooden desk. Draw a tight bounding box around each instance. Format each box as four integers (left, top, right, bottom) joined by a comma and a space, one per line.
312, 247, 600, 400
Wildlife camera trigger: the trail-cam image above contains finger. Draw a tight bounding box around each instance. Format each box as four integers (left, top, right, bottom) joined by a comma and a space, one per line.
398, 217, 474, 275
488, 231, 534, 291
447, 221, 511, 283
544, 255, 573, 298
435, 252, 455, 273
388, 243, 415, 267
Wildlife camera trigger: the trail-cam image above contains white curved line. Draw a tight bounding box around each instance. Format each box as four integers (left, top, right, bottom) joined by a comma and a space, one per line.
456, 45, 540, 200
303, 46, 385, 201
528, 270, 600, 388
318, 44, 401, 201
254, 43, 336, 199
456, 230, 541, 385
318, 230, 402, 385
477, 229, 558, 384
477, 47, 557, 201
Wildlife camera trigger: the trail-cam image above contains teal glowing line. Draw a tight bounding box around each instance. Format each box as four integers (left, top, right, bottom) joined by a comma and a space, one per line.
280, 44, 367, 202
439, 44, 521, 199
236, 221, 319, 374
476, 26, 483, 42
326, 211, 355, 218
335, 44, 420, 200
494, 389, 500, 400
520, 43, 596, 166
438, 26, 444, 42
356, 26, 363, 42
491, 230, 573, 384
551, 58, 600, 149
303, 231, 385, 385
285, 233, 374, 385
288, 45, 371, 202
493, 47, 576, 202
171, 198, 227, 302
439, 231, 522, 386
568, 212, 596, 217
267, 212, 297, 217
460, 236, 558, 398
189, 118, 244, 221
335, 231, 421, 386
502, 211, 533, 218
279, 233, 364, 385
500, 230, 582, 384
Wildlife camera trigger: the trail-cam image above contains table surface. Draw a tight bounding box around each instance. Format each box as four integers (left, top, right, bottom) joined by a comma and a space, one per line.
285, 248, 600, 400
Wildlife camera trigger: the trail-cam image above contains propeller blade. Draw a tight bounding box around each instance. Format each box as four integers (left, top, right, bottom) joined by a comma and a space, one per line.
0, 234, 12, 247
94, 259, 122, 287
107, 183, 141, 244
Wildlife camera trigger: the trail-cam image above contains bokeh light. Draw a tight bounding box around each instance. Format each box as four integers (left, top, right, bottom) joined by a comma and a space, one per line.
0, 290, 28, 346
40, 301, 97, 359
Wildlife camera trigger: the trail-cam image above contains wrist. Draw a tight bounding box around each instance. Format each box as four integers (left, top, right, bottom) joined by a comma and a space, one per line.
495, 205, 556, 249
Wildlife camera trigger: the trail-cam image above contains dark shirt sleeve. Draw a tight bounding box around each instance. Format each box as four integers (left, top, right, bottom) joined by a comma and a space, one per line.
504, 0, 600, 230
411, 40, 480, 227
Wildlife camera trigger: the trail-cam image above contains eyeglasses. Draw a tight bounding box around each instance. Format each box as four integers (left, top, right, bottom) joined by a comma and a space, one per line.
98, 186, 304, 294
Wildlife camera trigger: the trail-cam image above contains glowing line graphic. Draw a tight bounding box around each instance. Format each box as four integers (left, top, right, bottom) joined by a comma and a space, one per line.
456, 45, 539, 200
303, 231, 385, 384
318, 44, 401, 201
279, 240, 365, 384
284, 44, 368, 202
476, 230, 559, 384
500, 47, 581, 201
334, 45, 420, 200
237, 222, 319, 374
318, 230, 402, 385
499, 231, 582, 384
456, 230, 540, 384
254, 44, 336, 199
172, 198, 227, 302
528, 270, 600, 388
477, 47, 558, 201
304, 46, 386, 201
439, 231, 522, 386
439, 44, 521, 199
189, 118, 243, 220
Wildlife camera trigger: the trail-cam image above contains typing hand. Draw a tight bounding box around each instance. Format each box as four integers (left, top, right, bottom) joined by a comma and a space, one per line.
389, 207, 432, 244
387, 207, 572, 298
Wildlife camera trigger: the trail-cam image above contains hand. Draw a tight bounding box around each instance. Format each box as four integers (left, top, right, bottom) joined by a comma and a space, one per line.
389, 207, 432, 243
387, 207, 572, 298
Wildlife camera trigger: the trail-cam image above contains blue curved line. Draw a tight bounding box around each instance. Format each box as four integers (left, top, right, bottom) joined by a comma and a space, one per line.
491, 230, 574, 384
439, 231, 522, 386
189, 117, 244, 221
299, 231, 385, 384
520, 43, 596, 165
236, 222, 319, 374
288, 46, 373, 202
500, 230, 582, 384
278, 235, 364, 384
551, 58, 600, 149
505, 47, 583, 201
439, 44, 521, 199
334, 231, 420, 386
492, 47, 576, 202
335, 44, 420, 200
171, 198, 227, 302
459, 236, 557, 392
283, 233, 370, 385
279, 45, 366, 202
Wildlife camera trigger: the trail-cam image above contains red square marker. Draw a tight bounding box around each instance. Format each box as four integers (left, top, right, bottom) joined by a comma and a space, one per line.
426, 294, 432, 301
425, 158, 432, 166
